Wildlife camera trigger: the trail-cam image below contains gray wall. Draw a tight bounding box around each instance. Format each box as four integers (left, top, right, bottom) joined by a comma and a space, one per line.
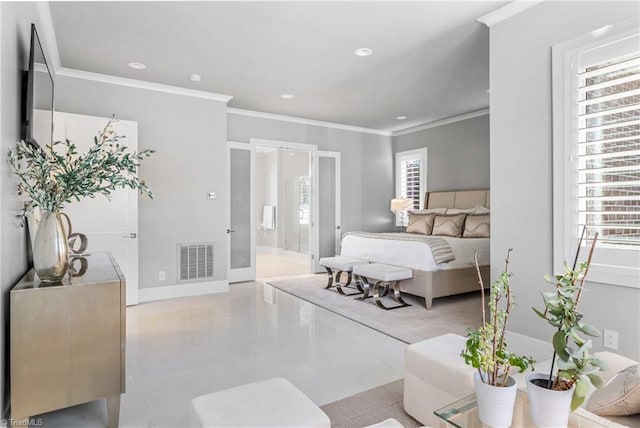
490, 1, 640, 359
228, 113, 395, 234
54, 76, 229, 289
0, 2, 56, 415
392, 115, 490, 193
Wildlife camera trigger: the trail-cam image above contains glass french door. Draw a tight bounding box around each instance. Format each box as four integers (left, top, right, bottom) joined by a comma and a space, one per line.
228, 142, 255, 283
314, 151, 341, 272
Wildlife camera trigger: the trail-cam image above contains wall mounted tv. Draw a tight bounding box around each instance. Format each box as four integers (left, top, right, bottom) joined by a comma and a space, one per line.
22, 23, 54, 147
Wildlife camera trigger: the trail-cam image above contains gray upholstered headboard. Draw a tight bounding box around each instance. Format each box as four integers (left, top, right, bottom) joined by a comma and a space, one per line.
425, 189, 490, 209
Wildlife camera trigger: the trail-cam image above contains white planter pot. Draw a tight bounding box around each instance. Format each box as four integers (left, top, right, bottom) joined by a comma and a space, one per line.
474, 372, 518, 428
526, 373, 574, 428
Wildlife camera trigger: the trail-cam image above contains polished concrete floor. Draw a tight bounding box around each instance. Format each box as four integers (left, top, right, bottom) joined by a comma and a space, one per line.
33, 281, 406, 427
256, 248, 311, 279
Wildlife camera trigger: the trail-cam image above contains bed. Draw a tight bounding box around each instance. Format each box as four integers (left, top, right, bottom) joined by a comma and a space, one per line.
340, 189, 490, 309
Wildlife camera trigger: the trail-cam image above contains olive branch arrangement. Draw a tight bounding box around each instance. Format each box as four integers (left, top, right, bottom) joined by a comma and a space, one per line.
7, 118, 153, 214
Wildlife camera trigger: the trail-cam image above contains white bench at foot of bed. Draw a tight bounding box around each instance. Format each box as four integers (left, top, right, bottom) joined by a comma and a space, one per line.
353, 263, 413, 310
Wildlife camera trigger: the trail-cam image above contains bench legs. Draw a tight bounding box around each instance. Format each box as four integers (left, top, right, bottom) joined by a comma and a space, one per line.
354, 275, 379, 301
373, 280, 411, 310
324, 267, 363, 296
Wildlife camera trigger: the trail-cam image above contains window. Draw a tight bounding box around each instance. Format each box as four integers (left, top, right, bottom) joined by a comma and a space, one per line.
298, 176, 310, 225
395, 148, 427, 226
553, 21, 640, 287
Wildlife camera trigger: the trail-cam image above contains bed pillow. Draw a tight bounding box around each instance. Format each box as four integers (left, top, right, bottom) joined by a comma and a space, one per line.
463, 214, 490, 238
410, 208, 447, 215
432, 214, 466, 237
406, 213, 436, 235
586, 364, 640, 416
473, 205, 491, 215
445, 208, 475, 215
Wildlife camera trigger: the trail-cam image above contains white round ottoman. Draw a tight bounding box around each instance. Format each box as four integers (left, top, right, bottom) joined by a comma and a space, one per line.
190, 377, 331, 427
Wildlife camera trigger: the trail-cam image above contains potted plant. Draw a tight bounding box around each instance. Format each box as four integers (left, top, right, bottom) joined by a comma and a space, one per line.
461, 249, 535, 428
529, 230, 605, 427
7, 118, 153, 283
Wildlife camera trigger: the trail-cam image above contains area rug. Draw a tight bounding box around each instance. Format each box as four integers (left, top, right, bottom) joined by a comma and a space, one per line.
265, 274, 482, 344
320, 380, 421, 428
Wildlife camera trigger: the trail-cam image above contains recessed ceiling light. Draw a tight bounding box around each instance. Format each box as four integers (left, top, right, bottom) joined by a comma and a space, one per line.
189, 74, 202, 82
281, 94, 295, 100
396, 116, 408, 120
354, 48, 373, 57
128, 62, 146, 70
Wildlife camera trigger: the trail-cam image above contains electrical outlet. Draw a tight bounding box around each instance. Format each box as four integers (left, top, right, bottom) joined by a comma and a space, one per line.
603, 329, 619, 350
159, 271, 166, 281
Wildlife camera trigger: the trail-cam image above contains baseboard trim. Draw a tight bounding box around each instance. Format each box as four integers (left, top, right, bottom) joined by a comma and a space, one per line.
138, 280, 229, 303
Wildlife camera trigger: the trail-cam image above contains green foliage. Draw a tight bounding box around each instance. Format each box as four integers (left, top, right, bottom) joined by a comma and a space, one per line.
7, 119, 153, 214
461, 250, 535, 386
532, 260, 606, 411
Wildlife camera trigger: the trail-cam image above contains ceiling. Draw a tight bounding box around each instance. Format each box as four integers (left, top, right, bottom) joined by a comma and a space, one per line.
49, 1, 505, 132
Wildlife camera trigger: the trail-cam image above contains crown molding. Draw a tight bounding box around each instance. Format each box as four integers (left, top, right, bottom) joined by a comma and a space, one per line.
36, 1, 62, 72
477, 0, 544, 27
57, 68, 234, 103
227, 107, 392, 137
391, 108, 490, 137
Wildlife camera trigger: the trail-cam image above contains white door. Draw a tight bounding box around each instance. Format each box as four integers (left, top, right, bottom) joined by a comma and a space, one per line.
228, 142, 256, 283
314, 151, 341, 272
44, 110, 140, 305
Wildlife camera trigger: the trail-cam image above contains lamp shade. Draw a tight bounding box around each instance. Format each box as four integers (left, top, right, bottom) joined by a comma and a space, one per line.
390, 198, 414, 212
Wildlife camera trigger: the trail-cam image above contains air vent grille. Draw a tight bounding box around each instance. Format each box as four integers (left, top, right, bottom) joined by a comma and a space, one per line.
178, 243, 214, 282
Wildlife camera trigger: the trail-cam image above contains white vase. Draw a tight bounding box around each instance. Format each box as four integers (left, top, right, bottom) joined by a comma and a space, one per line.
474, 372, 518, 428
526, 373, 574, 428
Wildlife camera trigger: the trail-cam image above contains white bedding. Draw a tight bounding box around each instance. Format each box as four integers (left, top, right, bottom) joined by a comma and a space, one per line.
340, 233, 490, 271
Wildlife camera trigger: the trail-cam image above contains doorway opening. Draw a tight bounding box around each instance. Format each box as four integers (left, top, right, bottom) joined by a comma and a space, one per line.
255, 147, 313, 279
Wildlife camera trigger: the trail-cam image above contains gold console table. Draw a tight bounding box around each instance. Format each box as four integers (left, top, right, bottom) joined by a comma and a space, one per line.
10, 252, 126, 428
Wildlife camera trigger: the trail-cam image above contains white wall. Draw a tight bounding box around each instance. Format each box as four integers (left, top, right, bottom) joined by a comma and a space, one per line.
490, 1, 640, 359
54, 76, 229, 290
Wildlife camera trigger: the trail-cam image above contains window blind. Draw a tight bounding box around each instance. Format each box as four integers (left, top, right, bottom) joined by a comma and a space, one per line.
577, 52, 640, 247
399, 158, 422, 209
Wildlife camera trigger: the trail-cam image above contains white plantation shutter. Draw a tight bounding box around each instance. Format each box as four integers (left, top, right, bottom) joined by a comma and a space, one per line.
395, 149, 427, 226
400, 159, 421, 206
576, 47, 640, 247
554, 24, 640, 288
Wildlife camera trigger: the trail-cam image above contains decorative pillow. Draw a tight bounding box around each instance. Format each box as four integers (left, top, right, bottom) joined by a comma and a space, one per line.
410, 208, 447, 215
463, 214, 490, 238
432, 214, 466, 237
445, 208, 475, 215
586, 364, 640, 416
406, 213, 436, 235
473, 205, 491, 215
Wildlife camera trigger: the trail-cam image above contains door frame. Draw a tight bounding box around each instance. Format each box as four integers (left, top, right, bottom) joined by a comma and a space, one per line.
316, 151, 341, 272
250, 138, 318, 273
227, 141, 256, 283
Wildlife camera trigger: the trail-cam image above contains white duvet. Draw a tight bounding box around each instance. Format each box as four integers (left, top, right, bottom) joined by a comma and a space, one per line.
340, 233, 490, 271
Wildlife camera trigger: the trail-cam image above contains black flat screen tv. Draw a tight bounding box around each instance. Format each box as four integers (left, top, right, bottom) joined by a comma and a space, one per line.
22, 23, 54, 147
